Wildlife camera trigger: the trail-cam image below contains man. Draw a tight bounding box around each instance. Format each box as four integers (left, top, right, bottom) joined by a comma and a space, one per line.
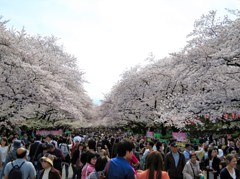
4, 147, 36, 179
2, 140, 22, 176
140, 141, 154, 170
45, 134, 58, 148
183, 143, 192, 161
165, 142, 186, 179
5, 140, 22, 164
107, 139, 135, 179
29, 134, 42, 170
47, 143, 64, 175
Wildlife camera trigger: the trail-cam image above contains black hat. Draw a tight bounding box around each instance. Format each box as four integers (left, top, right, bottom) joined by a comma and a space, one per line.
185, 143, 191, 148
170, 142, 178, 147
13, 140, 22, 149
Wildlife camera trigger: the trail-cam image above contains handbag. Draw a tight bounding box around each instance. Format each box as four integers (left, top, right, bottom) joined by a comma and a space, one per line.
191, 163, 201, 179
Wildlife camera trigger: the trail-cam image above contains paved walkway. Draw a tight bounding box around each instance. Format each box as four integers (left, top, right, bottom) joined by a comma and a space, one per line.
62, 164, 74, 179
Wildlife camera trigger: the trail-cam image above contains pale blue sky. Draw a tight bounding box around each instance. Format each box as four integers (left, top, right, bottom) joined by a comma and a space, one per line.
0, 0, 239, 105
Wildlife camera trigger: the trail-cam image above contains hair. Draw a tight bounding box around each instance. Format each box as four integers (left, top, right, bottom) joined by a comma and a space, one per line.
208, 148, 213, 160
16, 149, 27, 158
95, 156, 108, 172
101, 149, 109, 157
46, 134, 54, 139
190, 152, 197, 158
145, 151, 163, 179
148, 141, 155, 148
117, 139, 135, 157
1, 137, 8, 146
156, 141, 162, 151
88, 139, 96, 150
226, 154, 237, 164
35, 134, 42, 141
87, 152, 98, 164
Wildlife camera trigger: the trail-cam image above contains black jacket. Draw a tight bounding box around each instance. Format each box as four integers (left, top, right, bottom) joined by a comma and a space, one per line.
165, 151, 186, 179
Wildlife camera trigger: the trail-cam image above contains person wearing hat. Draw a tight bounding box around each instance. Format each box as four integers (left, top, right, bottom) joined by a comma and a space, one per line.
39, 154, 61, 179
183, 144, 192, 162
165, 142, 186, 179
47, 143, 65, 176
3, 139, 23, 173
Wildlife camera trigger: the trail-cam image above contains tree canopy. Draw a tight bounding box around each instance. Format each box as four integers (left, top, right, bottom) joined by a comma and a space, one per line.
0, 17, 94, 130
98, 10, 240, 129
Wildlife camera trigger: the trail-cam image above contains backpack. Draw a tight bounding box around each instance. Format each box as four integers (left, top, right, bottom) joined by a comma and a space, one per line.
8, 161, 25, 179
59, 143, 70, 163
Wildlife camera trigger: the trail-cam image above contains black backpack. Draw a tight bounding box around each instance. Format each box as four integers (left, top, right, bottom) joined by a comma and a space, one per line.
8, 161, 25, 179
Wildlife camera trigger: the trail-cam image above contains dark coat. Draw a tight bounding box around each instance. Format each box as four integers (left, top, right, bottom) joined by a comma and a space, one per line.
164, 151, 186, 179
220, 167, 240, 179
204, 157, 221, 179
29, 141, 42, 162
39, 167, 61, 179
48, 148, 65, 173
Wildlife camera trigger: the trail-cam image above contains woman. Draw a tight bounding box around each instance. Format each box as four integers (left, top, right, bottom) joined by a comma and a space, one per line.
99, 149, 110, 161
0, 137, 9, 178
183, 152, 203, 179
88, 156, 108, 179
137, 151, 169, 179
204, 148, 221, 179
71, 142, 86, 179
81, 152, 98, 179
39, 154, 61, 179
220, 154, 240, 179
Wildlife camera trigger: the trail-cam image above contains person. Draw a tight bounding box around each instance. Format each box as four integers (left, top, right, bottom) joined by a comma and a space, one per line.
81, 152, 98, 179
29, 134, 42, 171
88, 156, 108, 179
183, 144, 192, 162
165, 142, 186, 179
45, 134, 58, 149
99, 149, 110, 161
130, 153, 140, 170
137, 151, 169, 179
81, 139, 98, 167
59, 137, 71, 179
36, 143, 50, 174
220, 154, 240, 179
4, 140, 22, 164
71, 142, 86, 179
0, 150, 2, 178
0, 137, 9, 178
183, 152, 203, 179
2, 139, 23, 178
140, 141, 154, 170
47, 143, 65, 175
107, 139, 135, 179
39, 154, 61, 179
4, 147, 36, 179
204, 148, 221, 179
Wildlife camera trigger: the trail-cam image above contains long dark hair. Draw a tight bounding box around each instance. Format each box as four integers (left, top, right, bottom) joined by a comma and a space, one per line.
145, 151, 163, 179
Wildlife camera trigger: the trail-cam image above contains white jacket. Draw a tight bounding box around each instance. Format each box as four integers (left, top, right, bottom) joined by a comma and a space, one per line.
183, 160, 201, 179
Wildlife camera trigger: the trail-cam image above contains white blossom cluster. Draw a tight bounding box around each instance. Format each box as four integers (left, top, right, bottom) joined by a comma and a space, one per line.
98, 10, 240, 129
0, 17, 94, 129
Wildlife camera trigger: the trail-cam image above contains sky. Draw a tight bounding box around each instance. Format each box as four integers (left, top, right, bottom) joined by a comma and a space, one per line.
0, 0, 239, 105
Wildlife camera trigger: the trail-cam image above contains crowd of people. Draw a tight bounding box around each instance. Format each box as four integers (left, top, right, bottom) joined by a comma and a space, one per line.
0, 129, 239, 179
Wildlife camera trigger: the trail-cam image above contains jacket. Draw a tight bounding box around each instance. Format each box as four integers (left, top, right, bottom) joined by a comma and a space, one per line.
165, 151, 186, 179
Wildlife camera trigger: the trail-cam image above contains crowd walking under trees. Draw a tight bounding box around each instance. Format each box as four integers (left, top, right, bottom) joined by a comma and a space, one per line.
0, 128, 240, 179
0, 7, 240, 179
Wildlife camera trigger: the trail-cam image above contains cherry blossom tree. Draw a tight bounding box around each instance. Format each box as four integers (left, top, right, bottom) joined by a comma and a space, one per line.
0, 17, 94, 130
99, 10, 240, 129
